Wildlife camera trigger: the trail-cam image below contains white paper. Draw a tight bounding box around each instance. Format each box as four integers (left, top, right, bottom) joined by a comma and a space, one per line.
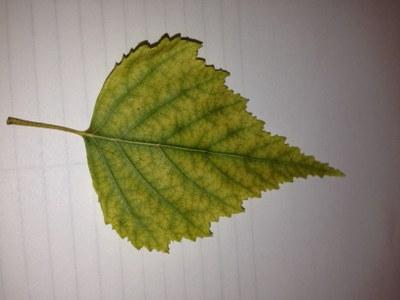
1, 0, 399, 299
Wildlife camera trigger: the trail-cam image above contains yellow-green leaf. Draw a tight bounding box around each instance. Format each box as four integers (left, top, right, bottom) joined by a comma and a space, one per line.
7, 34, 343, 252
84, 34, 342, 252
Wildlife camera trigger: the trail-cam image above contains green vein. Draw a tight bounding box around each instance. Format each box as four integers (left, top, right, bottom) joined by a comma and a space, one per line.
91, 43, 192, 133
160, 148, 239, 212
205, 156, 256, 195
244, 161, 275, 188
206, 124, 256, 149
89, 138, 159, 246
162, 99, 243, 142
115, 141, 208, 237
120, 75, 218, 137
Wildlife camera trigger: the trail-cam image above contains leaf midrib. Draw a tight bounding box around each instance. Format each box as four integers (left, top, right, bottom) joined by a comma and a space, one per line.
83, 131, 339, 175
82, 130, 274, 163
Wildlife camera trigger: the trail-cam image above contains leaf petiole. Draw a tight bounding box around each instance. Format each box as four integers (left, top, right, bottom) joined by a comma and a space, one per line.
6, 116, 85, 137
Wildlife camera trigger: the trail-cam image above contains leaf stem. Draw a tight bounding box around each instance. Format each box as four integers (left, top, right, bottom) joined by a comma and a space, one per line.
6, 116, 85, 136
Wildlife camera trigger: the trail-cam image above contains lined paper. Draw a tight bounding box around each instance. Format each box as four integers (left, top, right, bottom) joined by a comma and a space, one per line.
1, 0, 400, 299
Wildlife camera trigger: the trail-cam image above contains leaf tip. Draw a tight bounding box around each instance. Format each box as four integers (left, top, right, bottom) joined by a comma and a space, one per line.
315, 162, 345, 178
328, 167, 345, 177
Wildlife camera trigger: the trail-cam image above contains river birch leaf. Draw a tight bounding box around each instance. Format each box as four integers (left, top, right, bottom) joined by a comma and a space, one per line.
83, 34, 343, 252
7, 34, 344, 252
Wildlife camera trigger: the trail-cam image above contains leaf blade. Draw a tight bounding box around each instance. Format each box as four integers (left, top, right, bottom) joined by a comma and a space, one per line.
85, 34, 343, 251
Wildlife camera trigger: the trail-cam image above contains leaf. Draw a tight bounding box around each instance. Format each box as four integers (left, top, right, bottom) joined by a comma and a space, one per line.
7, 34, 344, 252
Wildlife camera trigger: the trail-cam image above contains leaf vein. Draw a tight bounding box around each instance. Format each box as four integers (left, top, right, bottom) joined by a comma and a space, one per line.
160, 148, 238, 212
115, 142, 207, 236
162, 99, 242, 142
206, 124, 257, 149
121, 75, 219, 137
89, 138, 159, 246
82, 131, 294, 165
205, 156, 256, 195
92, 43, 192, 133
